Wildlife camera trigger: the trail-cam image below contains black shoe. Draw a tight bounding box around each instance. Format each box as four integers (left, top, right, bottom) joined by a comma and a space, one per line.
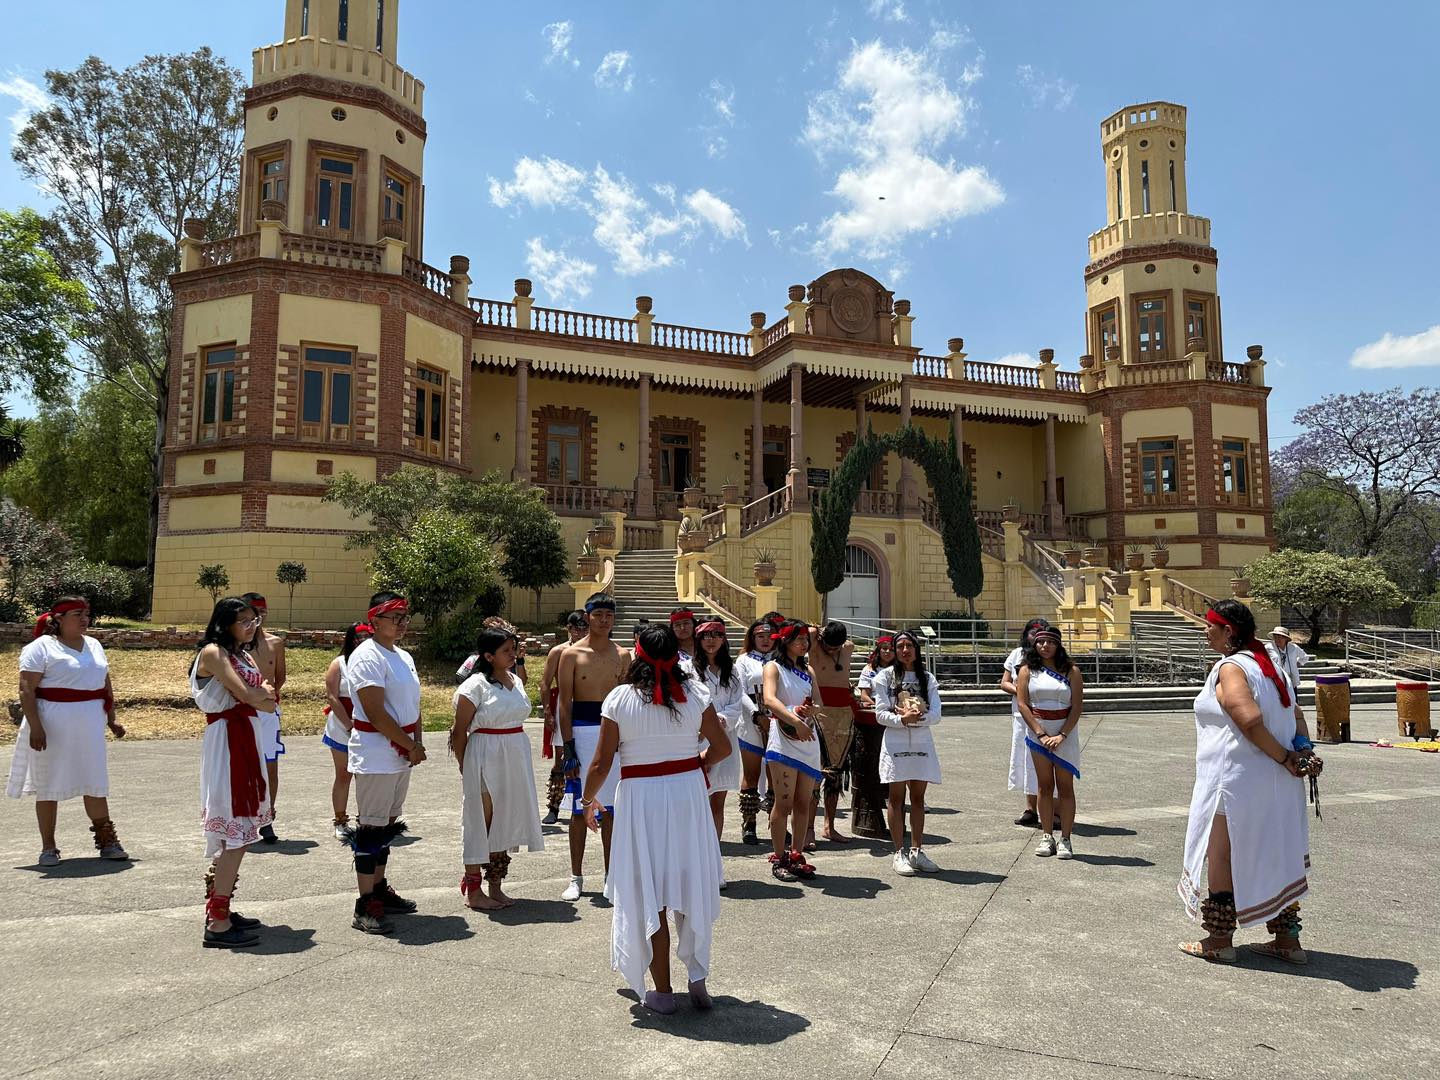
258, 824, 278, 844
228, 911, 261, 930
352, 894, 392, 935
375, 881, 418, 914
742, 823, 759, 845
1014, 809, 1040, 827
542, 808, 559, 825
203, 925, 259, 949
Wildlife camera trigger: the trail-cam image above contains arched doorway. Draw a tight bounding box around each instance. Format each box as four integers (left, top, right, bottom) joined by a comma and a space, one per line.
830, 543, 882, 629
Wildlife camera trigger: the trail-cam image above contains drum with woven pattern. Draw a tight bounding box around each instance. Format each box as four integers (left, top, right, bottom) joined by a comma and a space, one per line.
1314, 674, 1351, 744
1396, 682, 1434, 739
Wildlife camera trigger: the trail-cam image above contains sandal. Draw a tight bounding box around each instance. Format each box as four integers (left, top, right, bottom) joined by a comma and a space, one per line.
789, 850, 817, 879
771, 855, 799, 883
1247, 941, 1308, 966
1179, 940, 1237, 964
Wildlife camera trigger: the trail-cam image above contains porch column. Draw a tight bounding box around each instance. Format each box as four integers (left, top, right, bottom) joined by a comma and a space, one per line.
788, 364, 808, 509
750, 384, 765, 501
512, 359, 530, 482
855, 393, 866, 436
950, 406, 964, 466
1044, 412, 1061, 537
898, 374, 918, 511
634, 374, 656, 519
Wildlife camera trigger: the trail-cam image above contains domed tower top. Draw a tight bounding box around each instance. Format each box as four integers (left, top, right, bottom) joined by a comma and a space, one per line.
1100, 101, 1188, 224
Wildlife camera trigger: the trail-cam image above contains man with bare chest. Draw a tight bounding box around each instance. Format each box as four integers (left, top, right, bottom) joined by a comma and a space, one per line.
556, 593, 630, 901
810, 621, 857, 845
242, 592, 287, 843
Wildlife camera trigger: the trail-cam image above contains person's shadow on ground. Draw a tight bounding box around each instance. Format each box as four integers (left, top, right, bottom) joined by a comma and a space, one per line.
237, 924, 320, 955
923, 868, 1007, 886
1072, 823, 1138, 838
1069, 854, 1154, 868
1247, 950, 1419, 992
483, 899, 580, 925
247, 838, 319, 856
722, 879, 804, 901
17, 857, 137, 878
391, 913, 474, 945
815, 875, 890, 900
621, 989, 811, 1042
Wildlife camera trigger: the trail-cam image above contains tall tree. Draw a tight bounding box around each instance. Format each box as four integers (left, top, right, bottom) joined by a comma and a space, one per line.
0, 206, 87, 404
11, 50, 246, 578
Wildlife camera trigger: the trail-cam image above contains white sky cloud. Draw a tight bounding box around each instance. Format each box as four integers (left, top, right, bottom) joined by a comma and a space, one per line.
542, 21, 579, 67
525, 238, 596, 303
803, 41, 1003, 260
702, 80, 735, 159
488, 156, 587, 209
981, 352, 1037, 367
0, 74, 48, 144
685, 188, 749, 245
594, 51, 634, 92
867, 0, 908, 22
1350, 325, 1440, 369
1017, 64, 1076, 111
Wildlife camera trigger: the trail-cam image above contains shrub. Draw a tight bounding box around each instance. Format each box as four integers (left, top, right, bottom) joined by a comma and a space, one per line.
275, 560, 308, 628
424, 604, 496, 663
925, 611, 991, 641
197, 564, 230, 605
369, 508, 497, 629
23, 558, 135, 620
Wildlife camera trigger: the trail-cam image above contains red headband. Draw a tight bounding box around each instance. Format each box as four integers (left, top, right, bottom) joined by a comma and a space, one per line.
669, 611, 695, 625
877, 635, 894, 646
33, 600, 88, 639
635, 641, 688, 705
367, 598, 408, 621
774, 623, 806, 643
695, 620, 725, 635
248, 598, 268, 613
1033, 628, 1061, 642
355, 624, 374, 634
1206, 609, 1290, 707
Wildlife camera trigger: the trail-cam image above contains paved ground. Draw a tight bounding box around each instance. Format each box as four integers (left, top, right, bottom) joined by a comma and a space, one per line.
2, 705, 1436, 1080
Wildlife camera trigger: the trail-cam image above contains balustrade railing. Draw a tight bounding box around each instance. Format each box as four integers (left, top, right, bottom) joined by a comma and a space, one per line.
531, 306, 637, 342
470, 298, 516, 327
1022, 534, 1067, 599
280, 233, 382, 271
977, 524, 1005, 560
761, 317, 791, 349
1210, 361, 1249, 384
651, 322, 749, 355
964, 360, 1041, 388
624, 522, 664, 550
698, 508, 726, 543
537, 483, 629, 515
1165, 578, 1220, 621
918, 498, 941, 532
402, 255, 454, 299
856, 489, 901, 516
741, 487, 790, 535
1120, 359, 1192, 386
697, 562, 756, 623
912, 355, 952, 378
197, 233, 259, 267
1055, 371, 1084, 392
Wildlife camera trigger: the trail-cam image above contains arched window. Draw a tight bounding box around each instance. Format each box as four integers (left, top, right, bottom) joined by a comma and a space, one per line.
844, 544, 879, 578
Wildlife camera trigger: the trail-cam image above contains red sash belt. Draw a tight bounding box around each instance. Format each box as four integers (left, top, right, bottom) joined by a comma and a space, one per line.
353, 718, 419, 760
322, 695, 353, 719
818, 684, 856, 709
36, 686, 114, 712
204, 704, 268, 817
473, 725, 525, 736
1033, 707, 1070, 720
621, 756, 706, 783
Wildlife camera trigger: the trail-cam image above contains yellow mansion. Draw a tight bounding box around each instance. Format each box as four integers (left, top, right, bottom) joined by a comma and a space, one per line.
153, 0, 1276, 635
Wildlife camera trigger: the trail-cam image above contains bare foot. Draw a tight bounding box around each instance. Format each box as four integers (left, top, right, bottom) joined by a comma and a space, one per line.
822, 827, 851, 844
487, 884, 515, 908
465, 893, 503, 911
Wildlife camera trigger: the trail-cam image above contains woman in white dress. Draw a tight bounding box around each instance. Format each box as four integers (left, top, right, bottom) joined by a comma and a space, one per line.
854, 634, 895, 712
581, 624, 729, 1015
9, 597, 129, 866
322, 621, 372, 840
1180, 600, 1319, 964
692, 619, 744, 847
449, 625, 544, 911
1017, 626, 1084, 859
873, 630, 943, 876
191, 597, 279, 949
732, 617, 776, 846
1000, 618, 1050, 827
761, 619, 823, 882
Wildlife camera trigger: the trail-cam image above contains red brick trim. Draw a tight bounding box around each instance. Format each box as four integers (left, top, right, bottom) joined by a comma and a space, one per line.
651, 415, 706, 490
531, 404, 597, 487
1084, 241, 1219, 281
246, 75, 427, 140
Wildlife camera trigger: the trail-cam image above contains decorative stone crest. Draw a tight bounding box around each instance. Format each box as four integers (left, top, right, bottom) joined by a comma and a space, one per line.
804, 268, 896, 344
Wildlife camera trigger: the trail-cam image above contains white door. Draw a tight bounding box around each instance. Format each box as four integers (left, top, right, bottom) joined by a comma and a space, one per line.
830, 545, 881, 629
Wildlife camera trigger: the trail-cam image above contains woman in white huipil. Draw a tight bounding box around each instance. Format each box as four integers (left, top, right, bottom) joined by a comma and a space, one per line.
322, 621, 372, 840
582, 624, 729, 1015
1017, 626, 1084, 860
731, 617, 775, 846
873, 630, 944, 876
1180, 600, 1318, 965
10, 597, 129, 866
761, 619, 823, 883
1000, 618, 1050, 827
449, 625, 544, 911
692, 620, 745, 857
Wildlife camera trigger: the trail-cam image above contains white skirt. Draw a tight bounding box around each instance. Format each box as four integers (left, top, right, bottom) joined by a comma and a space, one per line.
1030, 715, 1081, 773
879, 725, 942, 784
764, 719, 823, 781
462, 730, 545, 861
566, 723, 619, 813
701, 724, 740, 793
7, 701, 109, 802
322, 711, 349, 752
1007, 712, 1039, 795
199, 716, 274, 857
604, 770, 722, 995
255, 708, 285, 762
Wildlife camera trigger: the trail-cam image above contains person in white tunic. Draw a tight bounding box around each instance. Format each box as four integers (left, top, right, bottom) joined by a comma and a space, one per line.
581, 624, 729, 1015
732, 618, 777, 845
999, 618, 1051, 827
191, 598, 279, 949
873, 630, 944, 876
1017, 626, 1085, 859
322, 621, 372, 840
1266, 626, 1314, 732
448, 625, 544, 911
10, 597, 129, 866
1180, 600, 1320, 965
692, 619, 745, 852
761, 620, 823, 882
345, 592, 427, 935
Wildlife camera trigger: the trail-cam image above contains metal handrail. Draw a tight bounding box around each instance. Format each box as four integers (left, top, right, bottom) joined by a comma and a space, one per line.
1345, 629, 1440, 681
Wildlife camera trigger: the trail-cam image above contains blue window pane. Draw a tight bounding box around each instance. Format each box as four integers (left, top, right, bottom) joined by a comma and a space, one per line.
302, 370, 324, 424
331, 372, 351, 425
338, 183, 352, 230
338, 0, 349, 40
202, 373, 217, 424
206, 347, 236, 366
304, 347, 352, 365
317, 178, 332, 227
319, 158, 354, 175
222, 369, 235, 422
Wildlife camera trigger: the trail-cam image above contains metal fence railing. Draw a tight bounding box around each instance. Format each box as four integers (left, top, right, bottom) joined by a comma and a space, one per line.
1345, 629, 1440, 681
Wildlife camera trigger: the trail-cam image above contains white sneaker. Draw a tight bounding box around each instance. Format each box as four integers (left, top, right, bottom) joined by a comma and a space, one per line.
37, 849, 60, 867
333, 822, 349, 841
1034, 834, 1057, 857
719, 876, 728, 891
1056, 837, 1074, 860
893, 849, 917, 876
561, 875, 583, 901
909, 848, 940, 873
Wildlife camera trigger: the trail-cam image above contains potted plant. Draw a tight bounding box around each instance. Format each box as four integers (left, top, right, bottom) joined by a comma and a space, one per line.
1001, 503, 1021, 524
720, 476, 740, 504
1150, 536, 1171, 569
1125, 543, 1145, 571
591, 516, 616, 548
753, 546, 777, 587
1082, 544, 1103, 566
682, 477, 703, 509
576, 539, 601, 580
1112, 570, 1132, 593
1230, 566, 1251, 597
677, 515, 708, 554
1063, 545, 1083, 569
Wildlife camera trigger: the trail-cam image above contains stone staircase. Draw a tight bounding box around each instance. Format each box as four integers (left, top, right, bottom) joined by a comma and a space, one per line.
1130, 610, 1209, 673
611, 550, 747, 651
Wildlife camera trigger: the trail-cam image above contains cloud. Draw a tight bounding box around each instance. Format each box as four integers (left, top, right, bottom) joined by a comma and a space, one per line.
981, 352, 1037, 367
594, 51, 634, 92
0, 74, 48, 143
525, 238, 596, 303
803, 41, 1003, 260
1016, 64, 1076, 111
701, 79, 735, 159
709, 79, 735, 124
491, 156, 750, 275
542, 21, 579, 67
1350, 326, 1440, 369
488, 156, 587, 209
867, 0, 908, 22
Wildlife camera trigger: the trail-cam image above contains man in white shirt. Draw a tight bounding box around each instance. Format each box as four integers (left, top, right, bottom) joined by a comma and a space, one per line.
346, 591, 427, 934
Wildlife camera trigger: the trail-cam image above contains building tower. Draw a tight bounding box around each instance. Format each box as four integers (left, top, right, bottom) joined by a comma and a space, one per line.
1083, 102, 1220, 367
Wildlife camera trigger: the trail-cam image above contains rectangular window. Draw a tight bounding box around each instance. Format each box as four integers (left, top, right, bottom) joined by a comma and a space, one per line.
384, 174, 406, 224
1141, 160, 1151, 214
1135, 296, 1169, 361
414, 366, 445, 457
338, 0, 349, 41
1186, 297, 1209, 348
301, 0, 309, 35
1221, 438, 1250, 503
544, 420, 582, 484
658, 431, 693, 492
1169, 159, 1177, 210
314, 155, 357, 238
1139, 438, 1179, 498
1115, 167, 1123, 219
376, 0, 385, 50
199, 346, 237, 439
1092, 303, 1119, 358
299, 346, 353, 443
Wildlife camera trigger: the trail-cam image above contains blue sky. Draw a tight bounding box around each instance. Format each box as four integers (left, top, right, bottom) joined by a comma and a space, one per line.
2, 0, 1437, 442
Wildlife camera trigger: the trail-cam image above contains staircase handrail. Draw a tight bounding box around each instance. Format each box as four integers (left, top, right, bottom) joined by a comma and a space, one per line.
1344, 629, 1440, 682
698, 507, 726, 542
696, 561, 755, 623
976, 522, 1004, 560
740, 487, 791, 535
1021, 534, 1066, 599
1164, 578, 1220, 622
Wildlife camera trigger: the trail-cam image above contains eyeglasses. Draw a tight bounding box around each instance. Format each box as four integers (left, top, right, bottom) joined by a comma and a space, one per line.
378, 614, 412, 625
238, 617, 259, 629
698, 631, 726, 641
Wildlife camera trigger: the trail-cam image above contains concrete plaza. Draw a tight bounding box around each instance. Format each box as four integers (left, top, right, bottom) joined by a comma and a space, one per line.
2, 705, 1436, 1080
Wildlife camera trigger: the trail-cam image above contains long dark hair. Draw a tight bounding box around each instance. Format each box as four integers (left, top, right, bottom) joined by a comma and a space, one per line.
866, 635, 895, 670
888, 630, 931, 700
193, 597, 254, 669
1025, 627, 1073, 676
240, 591, 268, 648
1210, 598, 1257, 652
341, 621, 370, 660
1019, 617, 1051, 650
471, 625, 519, 683
693, 624, 736, 687
743, 618, 773, 655
770, 619, 811, 674
624, 623, 692, 714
